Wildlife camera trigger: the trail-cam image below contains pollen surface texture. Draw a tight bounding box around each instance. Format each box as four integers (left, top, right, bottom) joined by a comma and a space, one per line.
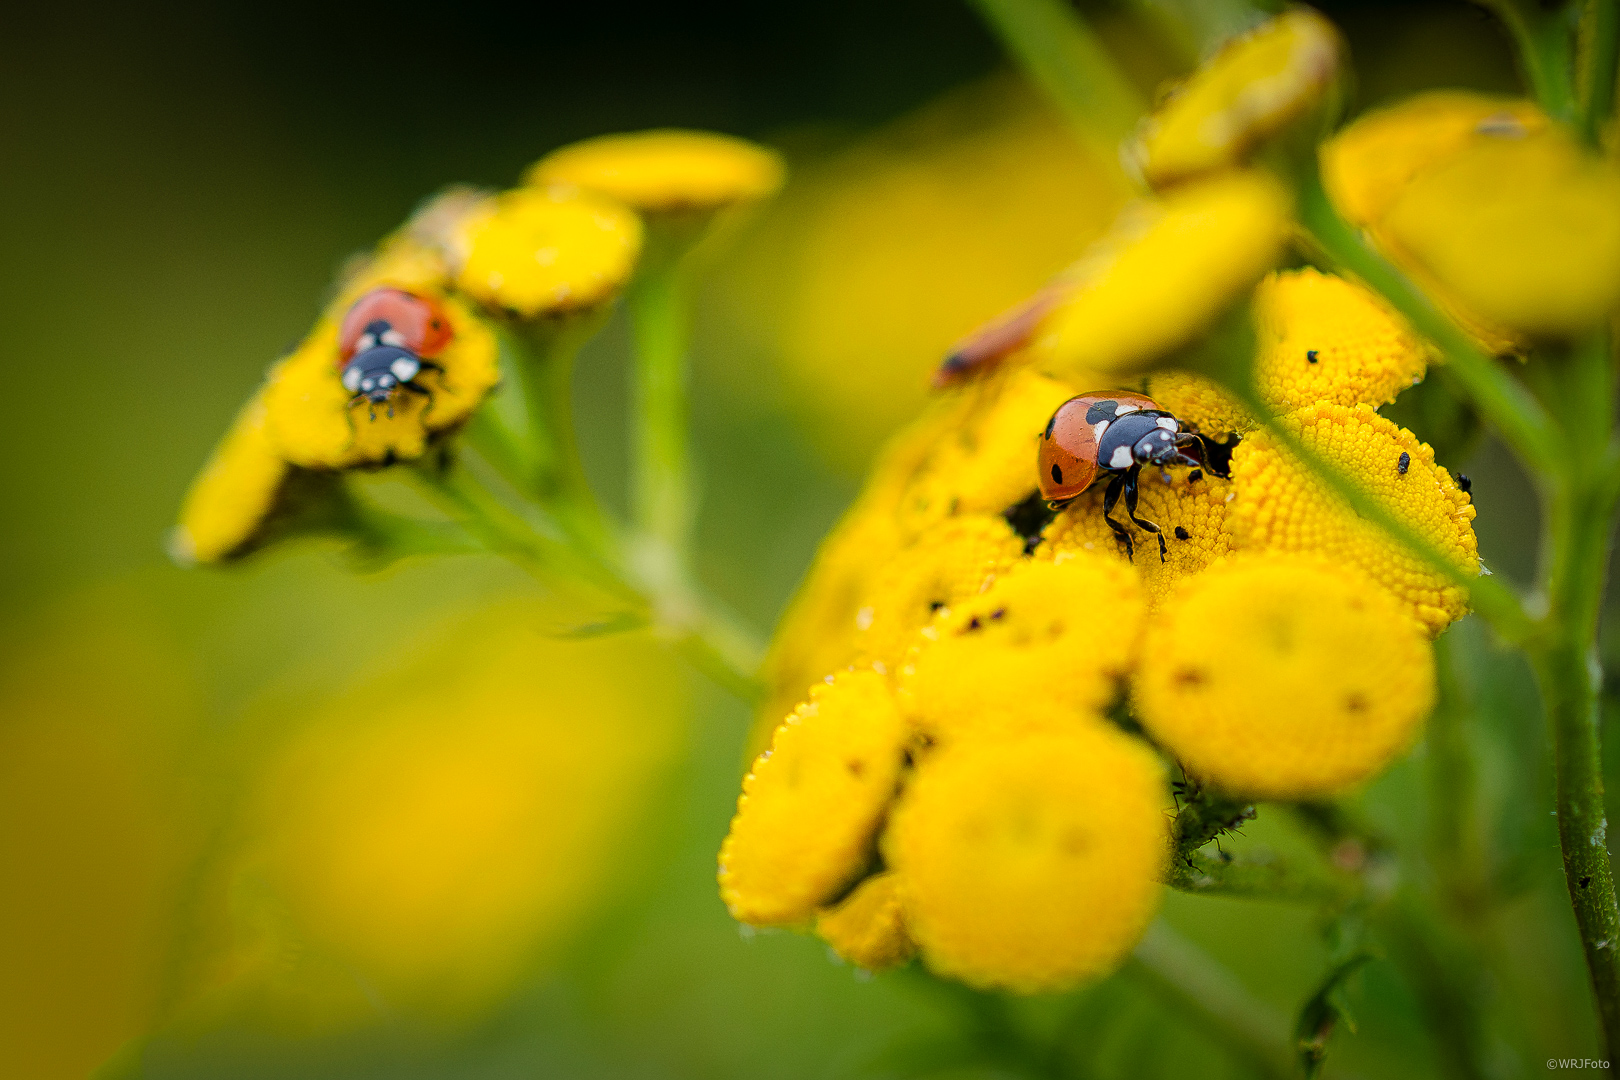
886, 729, 1166, 993
719, 671, 907, 926
1135, 557, 1435, 799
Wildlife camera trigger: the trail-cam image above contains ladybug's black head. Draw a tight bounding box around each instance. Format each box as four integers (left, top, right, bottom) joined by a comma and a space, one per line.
342, 344, 422, 405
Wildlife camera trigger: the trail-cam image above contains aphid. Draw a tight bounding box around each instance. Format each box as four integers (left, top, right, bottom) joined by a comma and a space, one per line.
1038, 392, 1228, 562
1457, 473, 1472, 494
1306, 349, 1319, 364
335, 287, 454, 420
1174, 526, 1191, 541
1397, 451, 1410, 474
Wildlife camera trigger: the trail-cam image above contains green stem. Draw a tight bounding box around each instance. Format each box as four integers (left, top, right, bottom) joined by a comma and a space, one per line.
967, 0, 1145, 154
629, 235, 698, 570
1297, 174, 1566, 479
1579, 0, 1620, 144
1171, 847, 1349, 904
1477, 0, 1581, 123
1426, 632, 1491, 923
1127, 922, 1297, 1080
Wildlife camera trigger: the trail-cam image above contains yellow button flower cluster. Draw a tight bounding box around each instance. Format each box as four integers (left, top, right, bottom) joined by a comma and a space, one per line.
726, 9, 1478, 993
175, 130, 779, 565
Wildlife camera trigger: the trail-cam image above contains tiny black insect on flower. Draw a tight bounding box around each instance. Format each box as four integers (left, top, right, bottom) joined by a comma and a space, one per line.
1397, 451, 1411, 474
1306, 349, 1319, 364
1174, 526, 1191, 540
1457, 473, 1472, 493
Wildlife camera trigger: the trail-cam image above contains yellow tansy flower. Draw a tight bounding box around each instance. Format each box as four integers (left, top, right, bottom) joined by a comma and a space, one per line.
171, 394, 290, 564
897, 556, 1141, 747
451, 186, 643, 317
1228, 402, 1477, 635
850, 515, 1024, 671
1251, 267, 1428, 411
897, 367, 1078, 533
1135, 556, 1435, 798
719, 671, 908, 926
527, 129, 784, 213
1130, 8, 1343, 188
1033, 171, 1290, 378
885, 729, 1166, 993
1035, 470, 1236, 611
815, 871, 916, 972
1143, 370, 1254, 440
1381, 128, 1620, 338
262, 293, 500, 470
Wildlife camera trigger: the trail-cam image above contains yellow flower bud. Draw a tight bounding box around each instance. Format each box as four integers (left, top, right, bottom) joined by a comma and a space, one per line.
816, 871, 916, 972
1382, 128, 1620, 338
1135, 556, 1435, 798
262, 292, 501, 470
527, 129, 784, 213
1033, 171, 1290, 378
719, 671, 909, 926
451, 186, 643, 317
1229, 402, 1477, 635
1131, 9, 1343, 188
171, 394, 289, 564
885, 728, 1166, 993
897, 556, 1141, 747
1034, 470, 1236, 611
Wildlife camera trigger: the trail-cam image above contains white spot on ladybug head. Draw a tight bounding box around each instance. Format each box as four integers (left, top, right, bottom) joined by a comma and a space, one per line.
1156, 416, 1178, 431
360, 377, 377, 392
1109, 445, 1133, 469
391, 355, 421, 382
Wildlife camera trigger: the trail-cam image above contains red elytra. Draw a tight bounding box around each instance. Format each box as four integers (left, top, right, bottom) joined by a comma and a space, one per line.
1037, 392, 1161, 502
337, 287, 454, 366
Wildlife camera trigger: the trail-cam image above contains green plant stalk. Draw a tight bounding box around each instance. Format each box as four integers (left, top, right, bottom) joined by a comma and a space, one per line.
1476, 0, 1581, 123
1128, 922, 1297, 1080
1170, 848, 1349, 904
518, 316, 615, 554
629, 241, 697, 570
1578, 0, 1620, 143
967, 0, 1144, 157
1426, 632, 1491, 922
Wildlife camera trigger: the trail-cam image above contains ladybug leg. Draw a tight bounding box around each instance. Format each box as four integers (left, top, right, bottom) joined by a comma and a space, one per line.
1100, 472, 1135, 561
417, 360, 456, 394
1123, 465, 1167, 563
1195, 434, 1234, 479
402, 379, 437, 422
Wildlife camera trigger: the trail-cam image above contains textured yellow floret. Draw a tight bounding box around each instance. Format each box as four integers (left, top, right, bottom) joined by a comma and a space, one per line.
1131, 9, 1342, 188
1035, 470, 1236, 611
1321, 91, 1548, 229
1033, 171, 1290, 378
1144, 370, 1254, 439
1381, 128, 1620, 338
719, 671, 908, 926
850, 515, 1024, 671
885, 729, 1166, 992
815, 871, 916, 972
897, 367, 1077, 533
1252, 268, 1428, 412
1135, 556, 1435, 798
1320, 91, 1548, 354
452, 186, 643, 317
527, 129, 784, 213
172, 393, 288, 564
897, 556, 1140, 747
1229, 403, 1477, 635
262, 294, 500, 470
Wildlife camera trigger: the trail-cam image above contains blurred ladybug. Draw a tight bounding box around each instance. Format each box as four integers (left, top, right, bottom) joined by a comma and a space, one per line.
336, 287, 454, 419
1038, 392, 1225, 562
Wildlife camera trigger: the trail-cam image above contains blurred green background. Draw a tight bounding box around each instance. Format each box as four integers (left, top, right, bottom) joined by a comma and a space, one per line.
0, 0, 1601, 1076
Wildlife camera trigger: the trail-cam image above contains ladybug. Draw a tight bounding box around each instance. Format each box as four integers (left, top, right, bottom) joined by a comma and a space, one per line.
335, 287, 454, 419
1038, 392, 1225, 562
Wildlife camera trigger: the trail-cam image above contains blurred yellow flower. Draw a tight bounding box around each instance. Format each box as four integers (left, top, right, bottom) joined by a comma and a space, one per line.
885, 728, 1166, 993
527, 129, 784, 213
712, 77, 1129, 469
1033, 170, 1290, 379
451, 185, 643, 317
850, 514, 1024, 670
171, 393, 289, 564
1381, 127, 1620, 338
1035, 470, 1236, 611
719, 671, 907, 926
249, 604, 685, 1018
1135, 556, 1435, 798
815, 871, 916, 973
1130, 8, 1343, 188
262, 292, 500, 469
1229, 402, 1477, 635
897, 555, 1141, 747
